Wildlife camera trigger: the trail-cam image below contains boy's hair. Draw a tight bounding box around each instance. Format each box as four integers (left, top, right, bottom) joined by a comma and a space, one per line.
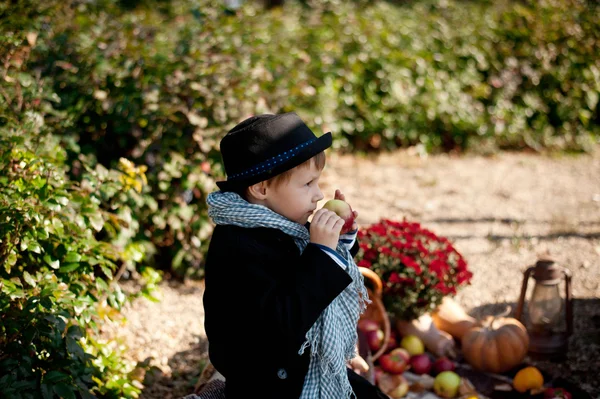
267, 151, 326, 188
233, 151, 326, 199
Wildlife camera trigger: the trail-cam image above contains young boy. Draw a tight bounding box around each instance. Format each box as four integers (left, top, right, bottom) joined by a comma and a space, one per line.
203, 112, 387, 399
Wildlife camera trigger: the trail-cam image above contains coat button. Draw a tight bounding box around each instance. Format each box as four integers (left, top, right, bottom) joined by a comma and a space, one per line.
277, 368, 287, 380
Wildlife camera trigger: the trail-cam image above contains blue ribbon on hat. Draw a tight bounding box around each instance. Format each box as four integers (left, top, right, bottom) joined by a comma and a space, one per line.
228, 138, 317, 180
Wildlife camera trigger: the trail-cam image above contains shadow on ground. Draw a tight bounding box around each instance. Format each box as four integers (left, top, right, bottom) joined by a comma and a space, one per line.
140, 336, 209, 399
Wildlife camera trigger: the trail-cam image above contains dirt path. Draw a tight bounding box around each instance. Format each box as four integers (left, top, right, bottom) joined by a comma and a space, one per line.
101, 148, 600, 398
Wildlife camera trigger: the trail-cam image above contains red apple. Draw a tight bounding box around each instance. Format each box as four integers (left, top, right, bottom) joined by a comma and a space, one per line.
385, 331, 398, 352
378, 348, 410, 375
322, 199, 355, 234
409, 353, 432, 375
544, 388, 572, 399
432, 356, 456, 375
365, 328, 384, 352
358, 318, 379, 333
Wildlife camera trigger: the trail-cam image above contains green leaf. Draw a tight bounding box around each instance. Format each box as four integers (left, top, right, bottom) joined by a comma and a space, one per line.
59, 263, 80, 273
55, 196, 69, 205
99, 263, 113, 279
66, 336, 85, 360
40, 297, 53, 310
40, 384, 53, 399
28, 241, 42, 254
23, 271, 36, 287
67, 325, 83, 339
586, 91, 598, 110
53, 383, 76, 399
44, 370, 69, 383
4, 252, 17, 274
88, 213, 104, 232
11, 379, 36, 390
44, 254, 60, 269
64, 253, 81, 263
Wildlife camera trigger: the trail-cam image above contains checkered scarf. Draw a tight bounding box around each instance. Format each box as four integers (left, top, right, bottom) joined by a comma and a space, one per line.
207, 191, 370, 399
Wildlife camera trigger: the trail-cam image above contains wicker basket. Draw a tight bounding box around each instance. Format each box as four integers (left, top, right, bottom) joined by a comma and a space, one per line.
358, 266, 391, 362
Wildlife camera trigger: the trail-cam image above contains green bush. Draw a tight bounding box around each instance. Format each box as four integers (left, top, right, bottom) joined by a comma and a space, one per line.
0, 4, 157, 396
30, 0, 599, 275
1, 0, 598, 396
0, 129, 152, 398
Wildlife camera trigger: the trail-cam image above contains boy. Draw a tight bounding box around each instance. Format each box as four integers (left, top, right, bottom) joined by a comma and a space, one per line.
203, 113, 387, 398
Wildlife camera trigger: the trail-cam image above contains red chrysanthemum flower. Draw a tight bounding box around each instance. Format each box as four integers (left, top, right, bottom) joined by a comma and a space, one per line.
356, 218, 472, 320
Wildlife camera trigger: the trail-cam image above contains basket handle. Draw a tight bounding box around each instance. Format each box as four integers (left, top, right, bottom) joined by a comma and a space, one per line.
359, 267, 382, 297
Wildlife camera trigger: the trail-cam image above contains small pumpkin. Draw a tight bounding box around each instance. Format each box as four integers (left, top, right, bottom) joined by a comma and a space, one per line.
431, 297, 478, 340
461, 315, 529, 373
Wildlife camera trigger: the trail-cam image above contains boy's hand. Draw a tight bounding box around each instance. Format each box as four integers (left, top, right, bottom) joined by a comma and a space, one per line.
348, 354, 369, 374
334, 189, 359, 232
310, 209, 345, 250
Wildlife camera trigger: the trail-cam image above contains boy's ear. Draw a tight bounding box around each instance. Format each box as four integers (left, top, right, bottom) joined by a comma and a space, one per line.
247, 181, 268, 200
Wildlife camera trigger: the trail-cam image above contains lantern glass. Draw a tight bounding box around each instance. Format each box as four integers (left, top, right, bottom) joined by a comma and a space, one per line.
527, 281, 562, 334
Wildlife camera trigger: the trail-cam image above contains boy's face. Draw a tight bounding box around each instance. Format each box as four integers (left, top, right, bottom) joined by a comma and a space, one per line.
264, 162, 324, 225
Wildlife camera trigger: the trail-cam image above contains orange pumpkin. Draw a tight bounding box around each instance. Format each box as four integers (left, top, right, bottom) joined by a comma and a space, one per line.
432, 297, 477, 341
461, 315, 529, 373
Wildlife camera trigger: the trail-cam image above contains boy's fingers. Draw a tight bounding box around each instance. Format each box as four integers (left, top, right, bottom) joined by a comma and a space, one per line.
315, 210, 337, 226
324, 212, 342, 227
329, 218, 344, 232
311, 209, 328, 223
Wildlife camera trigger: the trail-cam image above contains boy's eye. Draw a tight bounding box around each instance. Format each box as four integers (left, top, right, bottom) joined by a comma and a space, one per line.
306, 180, 313, 186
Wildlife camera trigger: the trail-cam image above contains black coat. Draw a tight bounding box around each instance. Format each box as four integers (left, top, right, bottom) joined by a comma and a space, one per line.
203, 224, 385, 399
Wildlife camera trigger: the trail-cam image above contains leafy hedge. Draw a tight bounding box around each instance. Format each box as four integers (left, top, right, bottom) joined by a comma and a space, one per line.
1, 0, 599, 397
28, 0, 599, 277
0, 4, 155, 397
0, 131, 151, 398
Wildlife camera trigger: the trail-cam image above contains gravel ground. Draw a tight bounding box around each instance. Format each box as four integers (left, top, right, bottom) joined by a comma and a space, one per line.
100, 147, 600, 399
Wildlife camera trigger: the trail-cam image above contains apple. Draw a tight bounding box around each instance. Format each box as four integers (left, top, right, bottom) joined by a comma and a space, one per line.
387, 376, 410, 399
544, 388, 572, 399
365, 328, 384, 352
385, 331, 398, 352
358, 318, 379, 333
400, 334, 425, 356
432, 356, 456, 375
377, 373, 410, 399
409, 353, 432, 375
378, 348, 410, 375
322, 199, 355, 234
433, 371, 461, 398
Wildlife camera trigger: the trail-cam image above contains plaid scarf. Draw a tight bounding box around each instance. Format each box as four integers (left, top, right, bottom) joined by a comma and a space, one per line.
206, 191, 370, 399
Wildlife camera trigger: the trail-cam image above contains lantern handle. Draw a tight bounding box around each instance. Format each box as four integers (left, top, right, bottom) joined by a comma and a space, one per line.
563, 268, 573, 336
515, 266, 535, 322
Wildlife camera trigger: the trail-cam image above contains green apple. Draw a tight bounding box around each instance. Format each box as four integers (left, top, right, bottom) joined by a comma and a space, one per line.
399, 334, 424, 355
433, 371, 461, 398
322, 199, 355, 233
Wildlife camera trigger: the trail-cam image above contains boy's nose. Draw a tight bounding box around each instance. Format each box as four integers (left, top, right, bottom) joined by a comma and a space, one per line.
314, 187, 324, 202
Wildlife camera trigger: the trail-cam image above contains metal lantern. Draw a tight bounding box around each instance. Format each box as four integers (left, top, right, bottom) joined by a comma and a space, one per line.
515, 256, 573, 360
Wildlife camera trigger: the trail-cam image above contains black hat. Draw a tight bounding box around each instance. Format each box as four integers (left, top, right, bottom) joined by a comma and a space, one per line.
216, 112, 332, 191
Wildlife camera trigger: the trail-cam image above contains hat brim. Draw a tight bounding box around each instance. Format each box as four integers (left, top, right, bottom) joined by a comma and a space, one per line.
216, 132, 332, 192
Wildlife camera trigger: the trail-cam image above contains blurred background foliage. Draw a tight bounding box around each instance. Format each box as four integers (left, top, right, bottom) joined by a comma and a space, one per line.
1, 0, 598, 396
